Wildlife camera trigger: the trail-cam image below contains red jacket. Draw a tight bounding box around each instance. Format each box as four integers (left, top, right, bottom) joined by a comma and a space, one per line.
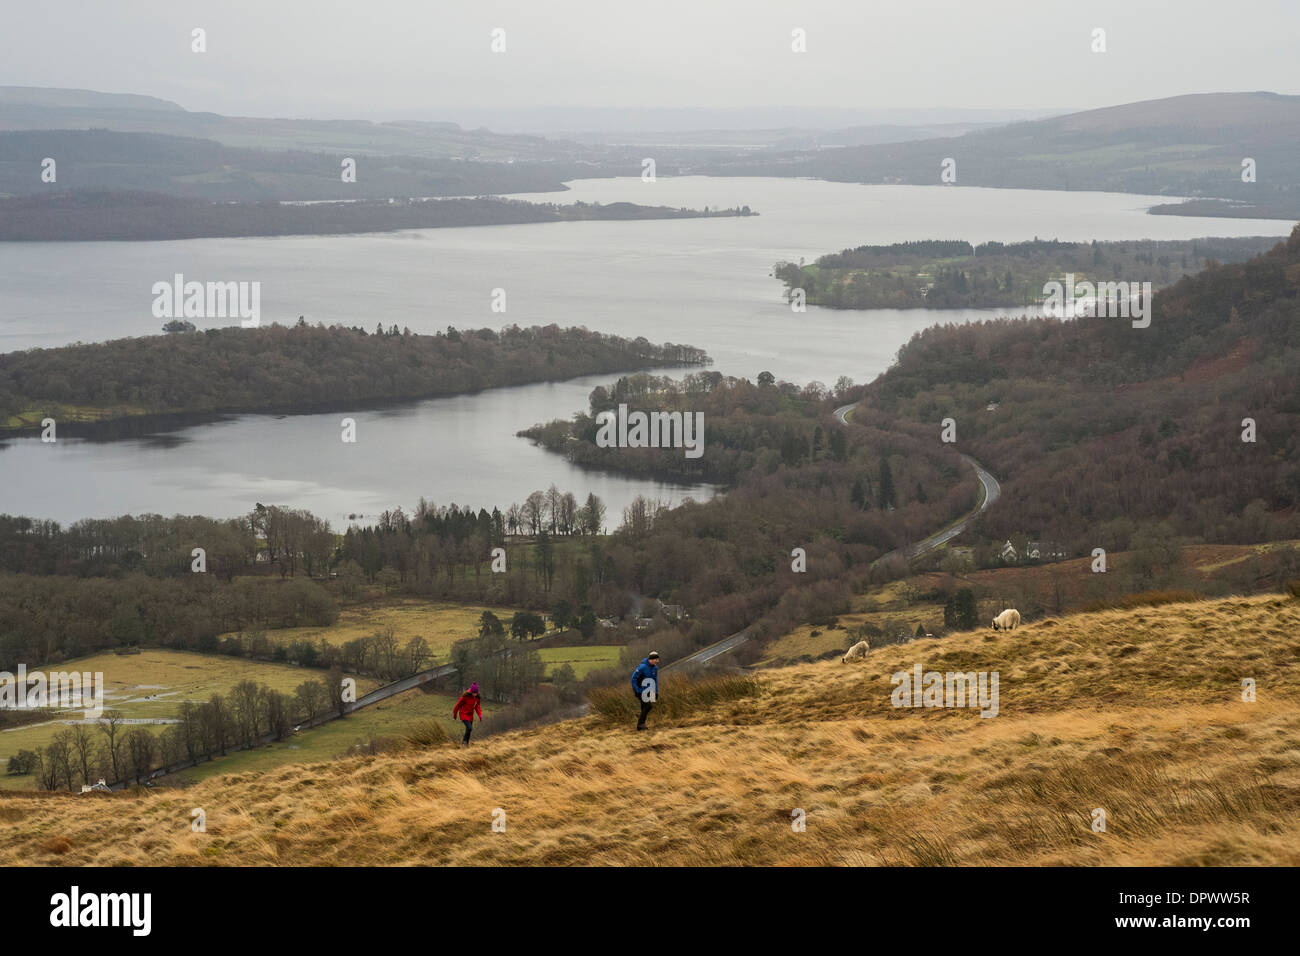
453, 693, 482, 721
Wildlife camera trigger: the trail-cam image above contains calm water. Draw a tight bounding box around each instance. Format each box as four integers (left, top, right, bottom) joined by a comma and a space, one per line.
0, 178, 1289, 526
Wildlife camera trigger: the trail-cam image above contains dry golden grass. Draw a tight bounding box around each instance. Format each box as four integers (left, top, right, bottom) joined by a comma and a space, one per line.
2, 594, 1297, 866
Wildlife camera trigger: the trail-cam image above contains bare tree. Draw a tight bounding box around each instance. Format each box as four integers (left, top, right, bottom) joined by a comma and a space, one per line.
204, 693, 231, 756
49, 731, 77, 791
99, 710, 126, 784
560, 492, 578, 535
295, 680, 326, 724
545, 485, 563, 534
522, 491, 545, 536
125, 728, 156, 784
230, 680, 264, 745
69, 723, 96, 786
405, 636, 432, 674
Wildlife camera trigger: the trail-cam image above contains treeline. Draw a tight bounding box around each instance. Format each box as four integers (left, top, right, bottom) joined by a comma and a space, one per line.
519, 370, 857, 485
11, 674, 351, 791
338, 493, 608, 594
862, 225, 1300, 554
0, 189, 755, 241
0, 323, 710, 430
774, 236, 1280, 310
0, 507, 322, 579
0, 572, 337, 672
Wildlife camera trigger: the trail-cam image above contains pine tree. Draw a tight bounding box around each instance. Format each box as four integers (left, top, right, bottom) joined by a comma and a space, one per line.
877, 456, 896, 509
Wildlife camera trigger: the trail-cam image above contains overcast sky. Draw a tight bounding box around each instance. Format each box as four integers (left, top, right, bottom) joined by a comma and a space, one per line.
3, 0, 1297, 121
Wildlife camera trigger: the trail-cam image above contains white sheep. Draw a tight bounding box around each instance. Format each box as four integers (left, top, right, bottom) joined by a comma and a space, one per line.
841, 640, 870, 663
991, 608, 1021, 631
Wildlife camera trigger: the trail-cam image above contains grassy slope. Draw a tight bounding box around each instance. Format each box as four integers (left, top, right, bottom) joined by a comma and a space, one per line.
3, 593, 1296, 865
761, 541, 1300, 665
173, 689, 463, 785
0, 650, 379, 789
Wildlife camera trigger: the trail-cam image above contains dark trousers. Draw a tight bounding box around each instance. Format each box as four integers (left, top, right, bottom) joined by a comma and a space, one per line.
462, 719, 474, 745
636, 696, 653, 728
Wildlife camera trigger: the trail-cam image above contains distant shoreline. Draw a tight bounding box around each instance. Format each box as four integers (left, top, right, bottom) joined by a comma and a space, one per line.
0, 190, 757, 242
0, 324, 712, 435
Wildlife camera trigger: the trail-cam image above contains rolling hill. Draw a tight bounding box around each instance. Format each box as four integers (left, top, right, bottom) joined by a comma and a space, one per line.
853, 225, 1300, 555
2, 593, 1296, 865
705, 92, 1300, 218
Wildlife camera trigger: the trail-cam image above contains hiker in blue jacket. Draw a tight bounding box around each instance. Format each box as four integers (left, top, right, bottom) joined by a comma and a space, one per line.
631, 651, 660, 730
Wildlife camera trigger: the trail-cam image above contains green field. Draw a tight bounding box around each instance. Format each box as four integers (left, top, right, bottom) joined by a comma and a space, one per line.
231, 599, 521, 661
0, 649, 376, 790
174, 687, 464, 783
536, 646, 621, 679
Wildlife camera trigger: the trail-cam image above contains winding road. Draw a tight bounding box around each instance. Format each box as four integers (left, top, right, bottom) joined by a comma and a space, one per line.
667, 402, 1001, 671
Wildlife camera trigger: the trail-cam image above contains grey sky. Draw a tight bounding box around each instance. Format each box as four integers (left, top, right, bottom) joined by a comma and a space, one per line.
3, 0, 1297, 121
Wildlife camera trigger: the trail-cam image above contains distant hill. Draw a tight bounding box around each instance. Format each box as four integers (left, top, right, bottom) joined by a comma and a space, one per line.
0, 128, 635, 201
0, 86, 184, 111
0, 85, 589, 163
0, 84, 678, 201
705, 92, 1300, 218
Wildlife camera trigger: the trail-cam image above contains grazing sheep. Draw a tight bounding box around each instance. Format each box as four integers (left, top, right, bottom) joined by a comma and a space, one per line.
991, 608, 1021, 631
841, 640, 870, 663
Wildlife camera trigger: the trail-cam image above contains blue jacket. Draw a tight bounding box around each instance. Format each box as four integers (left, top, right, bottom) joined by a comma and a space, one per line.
631, 658, 659, 699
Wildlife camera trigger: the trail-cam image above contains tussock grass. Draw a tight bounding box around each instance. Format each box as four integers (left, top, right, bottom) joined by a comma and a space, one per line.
1, 594, 1297, 866
403, 720, 452, 749
588, 673, 762, 723
1080, 589, 1205, 612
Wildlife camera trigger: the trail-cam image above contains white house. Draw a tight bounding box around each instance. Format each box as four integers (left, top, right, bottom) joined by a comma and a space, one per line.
1028, 540, 1068, 561
1002, 538, 1068, 563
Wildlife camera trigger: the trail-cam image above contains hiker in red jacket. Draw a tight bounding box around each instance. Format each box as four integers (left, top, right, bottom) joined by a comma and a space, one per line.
453, 682, 483, 746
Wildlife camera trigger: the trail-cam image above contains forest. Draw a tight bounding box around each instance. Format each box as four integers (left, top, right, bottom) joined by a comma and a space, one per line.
0, 189, 754, 241
0, 323, 710, 431
862, 225, 1300, 555
0, 362, 977, 671
774, 236, 1279, 309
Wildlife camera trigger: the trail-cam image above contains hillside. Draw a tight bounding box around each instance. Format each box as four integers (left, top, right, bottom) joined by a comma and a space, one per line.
854, 226, 1300, 554
0, 86, 183, 111
3, 594, 1295, 865
706, 92, 1300, 218
0, 86, 577, 162
0, 128, 613, 202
